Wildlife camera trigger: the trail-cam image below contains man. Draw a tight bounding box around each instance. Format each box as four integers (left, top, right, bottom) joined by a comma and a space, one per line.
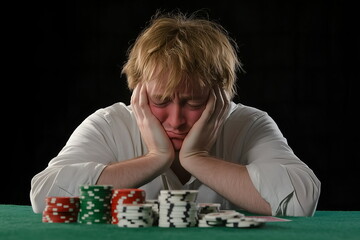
30, 11, 320, 216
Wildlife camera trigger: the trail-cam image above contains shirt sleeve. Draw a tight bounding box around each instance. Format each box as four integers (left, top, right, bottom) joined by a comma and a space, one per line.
242, 112, 321, 216
30, 108, 119, 213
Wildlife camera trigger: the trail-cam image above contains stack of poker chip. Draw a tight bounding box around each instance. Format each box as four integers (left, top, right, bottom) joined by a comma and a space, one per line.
225, 216, 266, 228
78, 185, 113, 224
145, 199, 160, 225
202, 209, 266, 228
197, 203, 221, 227
42, 197, 80, 223
203, 210, 243, 226
158, 190, 198, 228
116, 203, 154, 228
110, 188, 146, 224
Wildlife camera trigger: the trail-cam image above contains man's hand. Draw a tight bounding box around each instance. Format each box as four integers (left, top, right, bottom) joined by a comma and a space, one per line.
179, 85, 230, 162
131, 83, 175, 165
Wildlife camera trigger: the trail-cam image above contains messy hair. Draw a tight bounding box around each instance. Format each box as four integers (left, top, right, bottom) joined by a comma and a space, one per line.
122, 10, 242, 99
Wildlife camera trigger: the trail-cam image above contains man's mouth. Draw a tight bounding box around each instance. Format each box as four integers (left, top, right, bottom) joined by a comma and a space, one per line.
166, 131, 188, 140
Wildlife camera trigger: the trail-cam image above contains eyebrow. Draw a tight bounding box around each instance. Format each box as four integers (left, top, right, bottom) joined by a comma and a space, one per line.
150, 93, 207, 101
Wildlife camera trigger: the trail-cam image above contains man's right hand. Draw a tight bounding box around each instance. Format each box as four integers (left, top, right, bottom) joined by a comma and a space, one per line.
131, 83, 175, 166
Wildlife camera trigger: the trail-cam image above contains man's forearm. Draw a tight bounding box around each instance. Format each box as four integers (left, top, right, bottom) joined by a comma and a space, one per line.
181, 156, 271, 215
96, 154, 171, 189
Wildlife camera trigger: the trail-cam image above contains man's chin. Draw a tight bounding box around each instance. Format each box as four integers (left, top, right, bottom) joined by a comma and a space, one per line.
171, 139, 183, 151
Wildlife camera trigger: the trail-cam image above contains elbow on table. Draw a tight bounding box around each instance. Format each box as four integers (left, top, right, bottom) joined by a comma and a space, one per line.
30, 185, 46, 213
281, 176, 321, 217
302, 177, 321, 216
29, 173, 52, 214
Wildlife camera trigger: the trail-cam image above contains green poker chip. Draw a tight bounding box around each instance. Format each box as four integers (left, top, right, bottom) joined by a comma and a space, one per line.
78, 185, 113, 224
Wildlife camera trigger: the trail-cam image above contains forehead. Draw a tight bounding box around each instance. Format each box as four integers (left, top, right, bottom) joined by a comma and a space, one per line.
146, 80, 209, 99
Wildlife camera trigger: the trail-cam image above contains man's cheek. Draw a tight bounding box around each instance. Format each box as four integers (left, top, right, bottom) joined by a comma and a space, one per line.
149, 105, 166, 122
189, 109, 205, 125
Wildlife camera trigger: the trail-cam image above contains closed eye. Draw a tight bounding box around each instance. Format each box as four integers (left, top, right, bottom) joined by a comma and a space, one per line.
186, 101, 206, 109
149, 97, 171, 108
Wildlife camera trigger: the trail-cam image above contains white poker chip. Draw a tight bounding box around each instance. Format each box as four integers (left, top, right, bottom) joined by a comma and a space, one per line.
117, 209, 152, 215
117, 203, 153, 211
158, 220, 193, 225
157, 190, 199, 228
159, 212, 197, 217
198, 224, 213, 227
226, 217, 266, 228
158, 196, 197, 203
117, 219, 153, 228
159, 207, 197, 213
197, 203, 221, 214
160, 190, 198, 195
204, 210, 242, 221
206, 220, 226, 226
158, 201, 196, 207
158, 221, 197, 228
198, 218, 214, 227
159, 216, 197, 222
159, 206, 197, 211
117, 215, 152, 220
225, 215, 246, 223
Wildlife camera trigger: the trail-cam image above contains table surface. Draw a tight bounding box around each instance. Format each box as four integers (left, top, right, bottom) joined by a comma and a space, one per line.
1, 205, 359, 240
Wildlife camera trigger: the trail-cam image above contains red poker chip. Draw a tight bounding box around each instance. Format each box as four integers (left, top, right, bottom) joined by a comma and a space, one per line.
45, 196, 80, 205
110, 189, 146, 225
44, 205, 79, 213
42, 197, 80, 223
112, 198, 145, 205
112, 188, 145, 194
112, 189, 146, 198
42, 211, 78, 223
111, 196, 145, 204
43, 210, 78, 216
42, 215, 78, 223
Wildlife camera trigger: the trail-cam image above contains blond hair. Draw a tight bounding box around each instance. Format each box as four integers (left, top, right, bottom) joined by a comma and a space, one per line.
122, 11, 242, 99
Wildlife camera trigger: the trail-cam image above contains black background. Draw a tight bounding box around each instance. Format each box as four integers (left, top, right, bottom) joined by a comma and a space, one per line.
4, 0, 359, 211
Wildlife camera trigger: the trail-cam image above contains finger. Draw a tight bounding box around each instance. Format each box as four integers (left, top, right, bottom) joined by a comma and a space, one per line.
131, 83, 141, 106
211, 85, 224, 118
212, 85, 229, 128
138, 83, 148, 107
214, 85, 224, 111
138, 83, 154, 117
201, 88, 216, 122
218, 86, 230, 117
131, 83, 144, 119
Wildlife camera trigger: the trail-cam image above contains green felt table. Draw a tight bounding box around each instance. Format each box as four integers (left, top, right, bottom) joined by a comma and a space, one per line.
0, 205, 359, 240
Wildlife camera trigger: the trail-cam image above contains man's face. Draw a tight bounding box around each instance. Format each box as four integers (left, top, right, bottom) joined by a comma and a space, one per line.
146, 81, 210, 151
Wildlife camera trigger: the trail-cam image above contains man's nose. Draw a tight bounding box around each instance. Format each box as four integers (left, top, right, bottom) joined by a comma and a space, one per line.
166, 104, 186, 129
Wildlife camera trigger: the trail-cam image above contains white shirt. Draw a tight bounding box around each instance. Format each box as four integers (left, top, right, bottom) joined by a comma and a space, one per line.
30, 102, 320, 216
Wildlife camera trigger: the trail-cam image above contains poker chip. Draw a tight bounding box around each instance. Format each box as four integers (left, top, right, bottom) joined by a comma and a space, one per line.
204, 210, 243, 221
159, 190, 198, 202
158, 190, 199, 228
116, 203, 154, 228
197, 203, 221, 227
197, 203, 221, 215
200, 210, 266, 228
78, 185, 113, 224
111, 188, 146, 224
158, 221, 197, 228
145, 199, 159, 225
225, 217, 266, 228
42, 197, 80, 223
204, 210, 244, 226
117, 219, 154, 228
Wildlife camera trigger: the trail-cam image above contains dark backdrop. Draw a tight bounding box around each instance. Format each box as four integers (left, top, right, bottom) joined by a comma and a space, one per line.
4, 0, 359, 211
